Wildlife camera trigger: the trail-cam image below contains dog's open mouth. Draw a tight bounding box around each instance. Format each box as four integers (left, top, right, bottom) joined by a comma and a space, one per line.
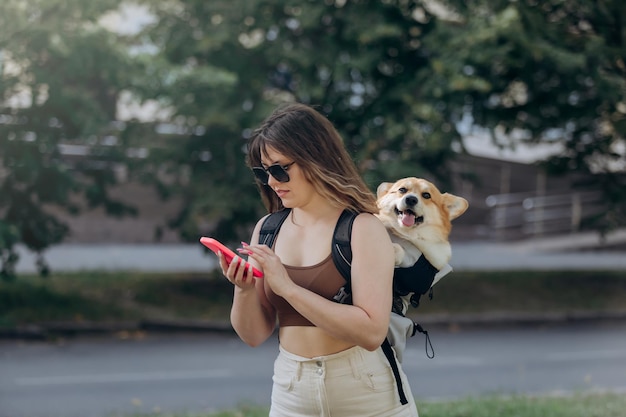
394, 208, 424, 227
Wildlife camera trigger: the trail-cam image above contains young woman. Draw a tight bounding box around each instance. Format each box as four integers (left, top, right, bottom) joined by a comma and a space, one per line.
218, 103, 418, 416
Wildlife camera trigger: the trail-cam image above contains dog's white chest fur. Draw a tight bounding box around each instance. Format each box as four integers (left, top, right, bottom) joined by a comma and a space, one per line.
389, 232, 451, 271
389, 233, 423, 267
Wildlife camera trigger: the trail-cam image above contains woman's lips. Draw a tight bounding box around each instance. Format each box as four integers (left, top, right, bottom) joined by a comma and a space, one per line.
274, 189, 288, 198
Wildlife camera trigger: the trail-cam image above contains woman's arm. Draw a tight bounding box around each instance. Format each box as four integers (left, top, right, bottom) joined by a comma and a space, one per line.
244, 213, 395, 351
225, 217, 277, 347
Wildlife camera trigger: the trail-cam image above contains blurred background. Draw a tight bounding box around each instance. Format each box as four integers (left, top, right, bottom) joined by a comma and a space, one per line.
1, 0, 625, 277
1, 2, 626, 416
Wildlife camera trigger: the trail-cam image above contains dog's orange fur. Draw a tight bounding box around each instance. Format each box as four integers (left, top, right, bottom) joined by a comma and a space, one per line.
375, 177, 469, 270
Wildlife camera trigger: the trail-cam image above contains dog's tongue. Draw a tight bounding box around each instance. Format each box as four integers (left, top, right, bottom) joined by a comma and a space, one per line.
401, 211, 416, 226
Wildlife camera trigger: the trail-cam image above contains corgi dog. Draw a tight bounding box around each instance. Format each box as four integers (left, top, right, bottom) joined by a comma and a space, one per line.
376, 177, 468, 270
375, 177, 469, 312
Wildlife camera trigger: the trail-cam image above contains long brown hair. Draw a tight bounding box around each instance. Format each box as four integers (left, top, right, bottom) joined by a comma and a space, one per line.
247, 103, 378, 214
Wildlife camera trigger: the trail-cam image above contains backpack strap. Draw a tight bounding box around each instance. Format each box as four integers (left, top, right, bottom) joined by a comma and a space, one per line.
258, 209, 291, 247
332, 210, 357, 284
381, 338, 410, 404
330, 210, 356, 304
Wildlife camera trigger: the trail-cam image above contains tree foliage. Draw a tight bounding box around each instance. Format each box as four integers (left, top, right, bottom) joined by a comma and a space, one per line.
0, 0, 139, 278
435, 0, 626, 232
1, 0, 624, 278
137, 0, 625, 243
134, 0, 467, 245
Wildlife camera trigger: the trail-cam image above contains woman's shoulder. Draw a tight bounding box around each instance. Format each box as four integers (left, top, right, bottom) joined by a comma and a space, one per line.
350, 212, 394, 261
352, 212, 388, 235
254, 209, 290, 228
353, 211, 380, 224
251, 209, 293, 244
250, 213, 274, 242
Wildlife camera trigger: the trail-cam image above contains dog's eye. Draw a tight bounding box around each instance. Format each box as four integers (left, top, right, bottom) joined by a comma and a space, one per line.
422, 192, 431, 199
398, 187, 408, 194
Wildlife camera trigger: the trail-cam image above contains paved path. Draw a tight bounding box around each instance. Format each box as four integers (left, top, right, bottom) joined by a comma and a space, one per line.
14, 229, 626, 274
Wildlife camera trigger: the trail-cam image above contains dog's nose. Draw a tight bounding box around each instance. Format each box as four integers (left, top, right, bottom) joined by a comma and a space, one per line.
405, 195, 418, 207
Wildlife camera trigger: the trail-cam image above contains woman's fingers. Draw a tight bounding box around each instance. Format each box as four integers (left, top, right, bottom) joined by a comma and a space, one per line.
228, 255, 244, 281
226, 254, 257, 287
217, 251, 229, 274
238, 243, 274, 264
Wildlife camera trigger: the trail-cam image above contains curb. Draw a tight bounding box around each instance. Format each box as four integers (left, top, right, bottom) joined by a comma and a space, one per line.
412, 310, 626, 329
0, 320, 234, 341
2, 310, 626, 340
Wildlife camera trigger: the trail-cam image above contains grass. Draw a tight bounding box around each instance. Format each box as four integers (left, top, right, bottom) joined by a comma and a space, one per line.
413, 270, 626, 315
116, 393, 626, 417
417, 393, 626, 417
2, 270, 626, 328
0, 271, 233, 328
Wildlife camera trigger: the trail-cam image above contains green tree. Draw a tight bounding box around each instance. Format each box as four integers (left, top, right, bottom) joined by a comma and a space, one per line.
136, 0, 467, 244
0, 0, 139, 279
432, 0, 626, 232
3, 0, 623, 277
137, 0, 622, 241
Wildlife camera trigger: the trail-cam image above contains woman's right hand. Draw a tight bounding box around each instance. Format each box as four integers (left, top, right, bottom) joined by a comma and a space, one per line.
218, 251, 257, 291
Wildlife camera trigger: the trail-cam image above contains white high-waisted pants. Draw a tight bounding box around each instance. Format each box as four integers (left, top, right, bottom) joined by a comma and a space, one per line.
269, 344, 419, 417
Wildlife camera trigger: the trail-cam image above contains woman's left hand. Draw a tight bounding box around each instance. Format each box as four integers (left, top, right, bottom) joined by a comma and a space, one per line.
238, 243, 295, 297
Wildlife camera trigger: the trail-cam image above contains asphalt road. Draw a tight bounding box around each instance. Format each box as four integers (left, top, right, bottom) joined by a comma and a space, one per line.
2, 322, 626, 417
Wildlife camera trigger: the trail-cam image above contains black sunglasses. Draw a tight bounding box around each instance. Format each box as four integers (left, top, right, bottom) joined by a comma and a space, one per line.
252, 162, 295, 185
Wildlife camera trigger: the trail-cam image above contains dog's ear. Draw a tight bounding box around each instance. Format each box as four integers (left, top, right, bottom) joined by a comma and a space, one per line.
442, 193, 469, 220
376, 182, 393, 198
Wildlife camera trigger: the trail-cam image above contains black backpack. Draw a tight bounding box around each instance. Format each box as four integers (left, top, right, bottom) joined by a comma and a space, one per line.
259, 208, 436, 405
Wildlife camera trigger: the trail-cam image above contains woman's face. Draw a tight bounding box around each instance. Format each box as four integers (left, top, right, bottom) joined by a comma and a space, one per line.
260, 146, 316, 208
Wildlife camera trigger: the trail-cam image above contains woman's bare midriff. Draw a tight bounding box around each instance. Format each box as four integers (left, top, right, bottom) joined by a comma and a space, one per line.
278, 326, 355, 358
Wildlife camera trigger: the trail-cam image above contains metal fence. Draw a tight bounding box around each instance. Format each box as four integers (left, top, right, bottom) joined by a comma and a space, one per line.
485, 190, 606, 239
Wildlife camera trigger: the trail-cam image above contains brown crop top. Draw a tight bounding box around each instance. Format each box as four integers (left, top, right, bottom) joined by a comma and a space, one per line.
264, 254, 347, 327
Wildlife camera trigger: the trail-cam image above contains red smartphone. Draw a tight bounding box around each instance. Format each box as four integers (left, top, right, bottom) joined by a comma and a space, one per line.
200, 237, 263, 278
